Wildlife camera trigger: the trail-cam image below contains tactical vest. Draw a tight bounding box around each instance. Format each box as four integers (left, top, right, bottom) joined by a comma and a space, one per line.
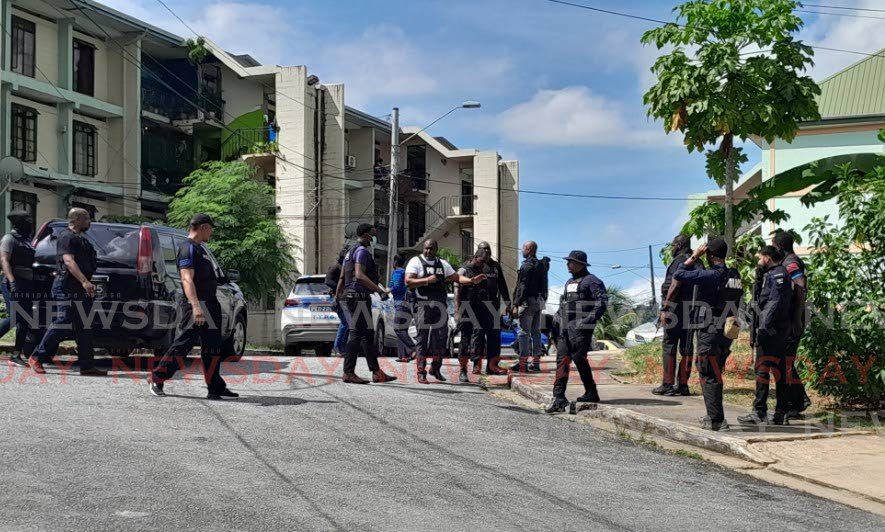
342, 244, 378, 292
462, 263, 491, 303
481, 261, 500, 302
712, 266, 744, 326
7, 232, 35, 280
661, 252, 693, 303
411, 256, 447, 302
560, 274, 599, 327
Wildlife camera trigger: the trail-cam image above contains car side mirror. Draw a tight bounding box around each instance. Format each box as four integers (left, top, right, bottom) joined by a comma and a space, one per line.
226, 269, 240, 282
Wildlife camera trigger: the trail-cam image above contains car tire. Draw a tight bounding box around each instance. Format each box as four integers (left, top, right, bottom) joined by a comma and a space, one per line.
284, 345, 299, 357
375, 320, 387, 357
315, 343, 332, 357
222, 312, 247, 362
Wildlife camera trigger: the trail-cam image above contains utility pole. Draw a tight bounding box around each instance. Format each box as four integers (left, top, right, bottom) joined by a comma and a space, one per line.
385, 108, 400, 285
648, 244, 657, 309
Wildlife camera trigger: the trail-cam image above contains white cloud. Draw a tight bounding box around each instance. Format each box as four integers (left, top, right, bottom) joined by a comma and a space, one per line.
800, 0, 885, 80
191, 2, 292, 65
496, 86, 672, 147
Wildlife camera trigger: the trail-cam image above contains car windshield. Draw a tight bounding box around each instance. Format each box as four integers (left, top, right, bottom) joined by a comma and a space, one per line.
35, 224, 139, 267
294, 280, 331, 296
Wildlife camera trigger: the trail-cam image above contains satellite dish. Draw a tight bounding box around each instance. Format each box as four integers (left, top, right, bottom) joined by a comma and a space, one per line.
0, 156, 25, 181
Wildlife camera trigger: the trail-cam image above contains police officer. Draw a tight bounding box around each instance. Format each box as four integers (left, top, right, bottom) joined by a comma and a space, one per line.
29, 208, 107, 376
672, 238, 744, 431
455, 248, 492, 383
0, 210, 36, 366
547, 251, 608, 414
149, 213, 235, 398
738, 246, 793, 425
405, 239, 484, 384
655, 234, 700, 397
336, 223, 397, 384
475, 241, 510, 375
773, 231, 812, 419
512, 241, 549, 373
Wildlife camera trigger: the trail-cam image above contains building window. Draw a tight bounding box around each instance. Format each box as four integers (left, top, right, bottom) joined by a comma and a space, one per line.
71, 201, 97, 221
406, 145, 427, 191
11, 191, 37, 220
11, 104, 38, 163
11, 17, 36, 78
72, 121, 96, 176
73, 39, 95, 96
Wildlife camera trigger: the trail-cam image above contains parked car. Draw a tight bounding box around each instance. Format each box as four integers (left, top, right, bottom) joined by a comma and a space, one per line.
280, 275, 339, 356
498, 314, 551, 355
31, 220, 248, 358
624, 321, 664, 347
373, 294, 457, 357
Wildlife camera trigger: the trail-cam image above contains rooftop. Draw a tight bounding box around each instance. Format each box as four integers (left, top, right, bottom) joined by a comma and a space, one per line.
814, 49, 885, 122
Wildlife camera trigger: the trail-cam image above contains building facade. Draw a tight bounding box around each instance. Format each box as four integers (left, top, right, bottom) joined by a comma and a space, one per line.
0, 0, 519, 345
689, 51, 885, 252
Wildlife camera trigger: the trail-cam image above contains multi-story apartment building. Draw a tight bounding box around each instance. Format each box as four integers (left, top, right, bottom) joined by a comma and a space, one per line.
0, 0, 519, 344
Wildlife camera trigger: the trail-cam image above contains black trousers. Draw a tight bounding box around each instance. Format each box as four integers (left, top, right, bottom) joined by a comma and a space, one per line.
414, 300, 448, 374
752, 331, 789, 416
785, 336, 811, 411
152, 300, 227, 394
468, 301, 495, 359
552, 330, 597, 400
696, 330, 733, 422
661, 313, 694, 386
342, 294, 380, 375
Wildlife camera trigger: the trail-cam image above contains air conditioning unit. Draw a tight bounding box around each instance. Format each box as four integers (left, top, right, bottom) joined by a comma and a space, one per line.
346, 155, 357, 169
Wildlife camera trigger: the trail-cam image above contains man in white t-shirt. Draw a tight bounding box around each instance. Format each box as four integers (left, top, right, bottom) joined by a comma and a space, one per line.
405, 239, 485, 384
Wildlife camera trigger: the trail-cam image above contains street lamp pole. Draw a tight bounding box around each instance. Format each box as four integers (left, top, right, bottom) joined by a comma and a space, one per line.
384, 101, 481, 285
386, 108, 400, 284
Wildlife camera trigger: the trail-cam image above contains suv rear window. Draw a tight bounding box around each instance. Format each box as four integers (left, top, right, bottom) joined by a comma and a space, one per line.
293, 279, 330, 296
35, 224, 139, 267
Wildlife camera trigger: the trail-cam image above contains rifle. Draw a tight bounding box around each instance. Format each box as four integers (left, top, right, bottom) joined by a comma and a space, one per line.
749, 268, 763, 347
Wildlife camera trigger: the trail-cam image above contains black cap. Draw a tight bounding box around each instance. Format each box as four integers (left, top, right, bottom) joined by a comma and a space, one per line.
7, 209, 30, 222
563, 250, 589, 266
707, 237, 728, 259
190, 213, 215, 228
356, 223, 375, 237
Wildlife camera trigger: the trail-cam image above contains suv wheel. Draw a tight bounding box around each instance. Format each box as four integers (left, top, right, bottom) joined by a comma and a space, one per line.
375, 321, 386, 357
223, 313, 247, 362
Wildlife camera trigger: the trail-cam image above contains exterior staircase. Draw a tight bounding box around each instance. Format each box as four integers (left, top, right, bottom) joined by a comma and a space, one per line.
401, 194, 477, 252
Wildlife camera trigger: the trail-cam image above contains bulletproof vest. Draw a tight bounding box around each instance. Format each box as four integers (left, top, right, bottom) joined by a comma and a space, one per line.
342, 244, 378, 289
560, 274, 598, 326
712, 266, 744, 322
759, 264, 792, 328
7, 232, 36, 273
482, 261, 500, 302
661, 251, 693, 303
412, 256, 447, 302
462, 263, 491, 303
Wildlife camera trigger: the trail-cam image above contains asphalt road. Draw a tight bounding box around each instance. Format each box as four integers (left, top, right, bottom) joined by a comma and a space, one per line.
1, 355, 882, 531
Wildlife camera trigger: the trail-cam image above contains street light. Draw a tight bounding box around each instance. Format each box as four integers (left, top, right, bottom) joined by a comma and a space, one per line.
386, 101, 481, 283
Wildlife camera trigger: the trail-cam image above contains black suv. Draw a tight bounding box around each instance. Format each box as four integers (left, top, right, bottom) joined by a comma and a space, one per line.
30, 221, 248, 358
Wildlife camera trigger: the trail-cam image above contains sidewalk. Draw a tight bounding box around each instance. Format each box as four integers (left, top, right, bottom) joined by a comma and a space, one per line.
499, 350, 885, 514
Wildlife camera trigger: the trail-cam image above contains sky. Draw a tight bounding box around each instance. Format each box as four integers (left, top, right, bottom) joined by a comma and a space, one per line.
104, 0, 884, 305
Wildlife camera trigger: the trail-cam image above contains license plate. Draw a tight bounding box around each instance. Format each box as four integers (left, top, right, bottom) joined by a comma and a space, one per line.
302, 348, 316, 355
94, 283, 106, 299
312, 305, 333, 313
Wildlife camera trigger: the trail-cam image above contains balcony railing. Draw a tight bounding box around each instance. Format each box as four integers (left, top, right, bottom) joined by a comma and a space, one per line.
141, 86, 225, 122
220, 127, 273, 161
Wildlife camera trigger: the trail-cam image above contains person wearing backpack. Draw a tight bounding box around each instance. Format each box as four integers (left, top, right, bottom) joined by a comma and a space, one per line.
511, 241, 549, 373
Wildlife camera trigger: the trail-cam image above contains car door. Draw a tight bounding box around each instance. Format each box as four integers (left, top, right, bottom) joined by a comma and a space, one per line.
201, 244, 234, 337
157, 233, 183, 331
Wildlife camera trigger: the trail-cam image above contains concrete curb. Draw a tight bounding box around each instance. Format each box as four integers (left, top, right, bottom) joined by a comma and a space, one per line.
509, 377, 776, 465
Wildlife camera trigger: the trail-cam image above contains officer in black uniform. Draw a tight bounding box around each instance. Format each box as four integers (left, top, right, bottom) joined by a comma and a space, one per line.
475, 241, 510, 375
655, 234, 699, 396
335, 223, 397, 384
29, 208, 107, 376
739, 245, 793, 425
773, 231, 812, 419
456, 248, 492, 383
547, 251, 608, 414
406, 239, 485, 384
150, 214, 235, 399
672, 238, 744, 431
0, 210, 36, 365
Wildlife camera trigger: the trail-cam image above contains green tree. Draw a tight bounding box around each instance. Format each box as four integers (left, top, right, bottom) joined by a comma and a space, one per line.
167, 160, 294, 303
642, 0, 820, 257
801, 130, 885, 407
437, 247, 462, 270
595, 286, 638, 345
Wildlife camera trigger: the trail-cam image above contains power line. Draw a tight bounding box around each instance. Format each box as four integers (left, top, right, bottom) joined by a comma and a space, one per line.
804, 3, 885, 14
797, 8, 885, 20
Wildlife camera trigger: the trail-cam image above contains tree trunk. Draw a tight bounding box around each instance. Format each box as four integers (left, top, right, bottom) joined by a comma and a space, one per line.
724, 147, 737, 259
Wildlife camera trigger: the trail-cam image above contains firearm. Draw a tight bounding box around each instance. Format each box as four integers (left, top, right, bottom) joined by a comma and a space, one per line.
749, 268, 763, 347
